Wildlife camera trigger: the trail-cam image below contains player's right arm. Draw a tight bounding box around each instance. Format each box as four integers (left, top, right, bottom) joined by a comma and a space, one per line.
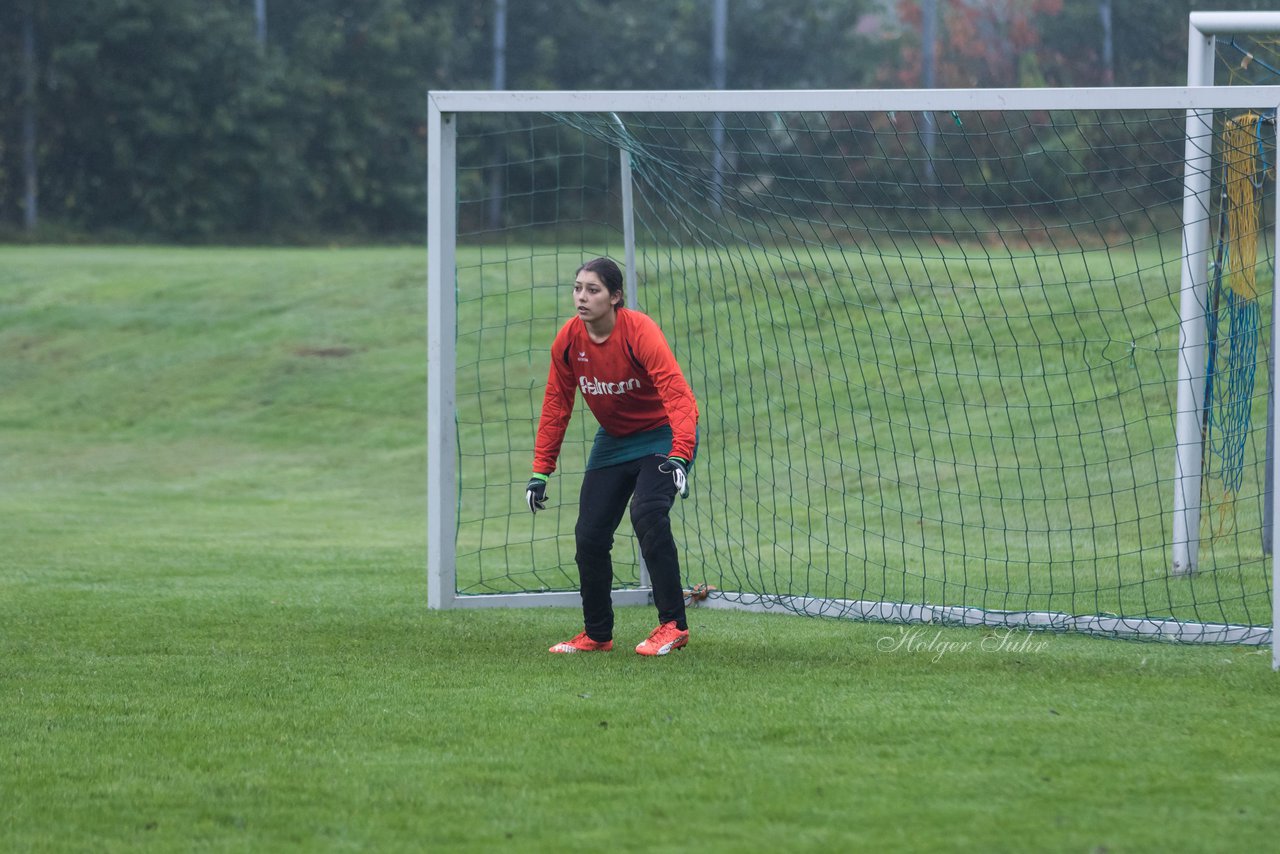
531, 322, 577, 477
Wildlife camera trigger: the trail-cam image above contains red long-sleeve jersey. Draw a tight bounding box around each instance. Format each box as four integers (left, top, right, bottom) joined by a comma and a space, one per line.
532, 308, 699, 475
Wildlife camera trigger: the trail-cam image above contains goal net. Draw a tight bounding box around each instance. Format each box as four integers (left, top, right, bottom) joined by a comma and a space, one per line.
427, 87, 1279, 645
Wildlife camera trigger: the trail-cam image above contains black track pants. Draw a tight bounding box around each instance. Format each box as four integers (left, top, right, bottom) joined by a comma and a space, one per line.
574, 454, 687, 642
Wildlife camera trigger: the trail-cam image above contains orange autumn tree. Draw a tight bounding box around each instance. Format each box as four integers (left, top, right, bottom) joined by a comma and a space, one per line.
891, 0, 1069, 88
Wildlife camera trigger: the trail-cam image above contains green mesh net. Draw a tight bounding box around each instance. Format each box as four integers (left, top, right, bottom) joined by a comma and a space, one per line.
447, 99, 1274, 643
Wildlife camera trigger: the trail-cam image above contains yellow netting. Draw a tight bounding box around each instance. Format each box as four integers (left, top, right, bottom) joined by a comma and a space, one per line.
1204, 113, 1268, 529
1221, 113, 1263, 301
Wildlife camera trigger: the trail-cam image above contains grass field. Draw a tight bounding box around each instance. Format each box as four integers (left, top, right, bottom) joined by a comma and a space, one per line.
4, 246, 1280, 851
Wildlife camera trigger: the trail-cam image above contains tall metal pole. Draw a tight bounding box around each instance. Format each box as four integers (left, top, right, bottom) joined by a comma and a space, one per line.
427, 96, 458, 610
1171, 24, 1217, 576
493, 0, 507, 90
710, 0, 728, 212
1098, 0, 1114, 85
254, 0, 267, 49
1272, 107, 1280, 670
22, 6, 38, 232
921, 0, 938, 188
1267, 295, 1276, 556
612, 111, 645, 588
613, 115, 637, 310
486, 0, 507, 230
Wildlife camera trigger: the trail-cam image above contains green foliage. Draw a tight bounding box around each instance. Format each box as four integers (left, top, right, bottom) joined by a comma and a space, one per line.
3, 0, 1280, 241
37, 1, 273, 237
0, 0, 465, 239
268, 0, 457, 236
2, 0, 890, 240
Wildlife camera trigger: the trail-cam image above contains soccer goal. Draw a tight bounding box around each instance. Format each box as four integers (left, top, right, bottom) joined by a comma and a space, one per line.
427, 86, 1280, 663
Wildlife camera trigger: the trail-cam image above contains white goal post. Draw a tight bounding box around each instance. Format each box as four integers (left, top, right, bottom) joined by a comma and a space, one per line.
427, 86, 1280, 666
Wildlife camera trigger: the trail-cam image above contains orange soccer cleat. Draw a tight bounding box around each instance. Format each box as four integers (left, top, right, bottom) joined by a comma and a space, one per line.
634, 621, 689, 656
548, 631, 613, 654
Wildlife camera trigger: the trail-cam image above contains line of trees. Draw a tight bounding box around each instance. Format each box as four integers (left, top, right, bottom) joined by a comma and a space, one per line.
0, 0, 1275, 243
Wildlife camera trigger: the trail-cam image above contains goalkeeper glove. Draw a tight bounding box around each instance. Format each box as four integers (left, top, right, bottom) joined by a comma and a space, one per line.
659, 455, 690, 499
525, 473, 549, 514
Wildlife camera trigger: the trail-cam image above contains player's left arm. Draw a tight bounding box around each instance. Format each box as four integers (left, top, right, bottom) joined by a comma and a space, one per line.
632, 317, 699, 467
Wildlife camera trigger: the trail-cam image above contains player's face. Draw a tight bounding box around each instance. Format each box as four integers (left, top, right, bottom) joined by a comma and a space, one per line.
573, 270, 619, 323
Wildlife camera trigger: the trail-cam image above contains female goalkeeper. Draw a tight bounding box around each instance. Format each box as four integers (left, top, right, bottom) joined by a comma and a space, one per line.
525, 257, 699, 656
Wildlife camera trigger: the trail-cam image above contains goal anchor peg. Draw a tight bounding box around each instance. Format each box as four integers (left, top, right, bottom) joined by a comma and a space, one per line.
685, 584, 716, 604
